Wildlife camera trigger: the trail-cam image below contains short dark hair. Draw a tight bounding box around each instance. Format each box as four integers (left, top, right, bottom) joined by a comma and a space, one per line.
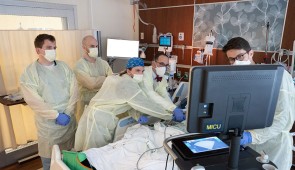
222, 37, 251, 53
154, 52, 168, 61
119, 68, 132, 76
34, 34, 55, 48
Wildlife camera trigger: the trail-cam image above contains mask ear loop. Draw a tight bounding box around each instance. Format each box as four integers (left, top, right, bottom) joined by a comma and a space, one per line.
154, 61, 159, 69
246, 50, 252, 61
82, 45, 88, 54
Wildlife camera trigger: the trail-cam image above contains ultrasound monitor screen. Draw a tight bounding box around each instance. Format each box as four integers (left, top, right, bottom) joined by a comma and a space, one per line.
183, 136, 229, 153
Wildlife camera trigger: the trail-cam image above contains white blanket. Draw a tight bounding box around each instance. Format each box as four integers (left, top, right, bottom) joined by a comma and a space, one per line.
84, 122, 185, 170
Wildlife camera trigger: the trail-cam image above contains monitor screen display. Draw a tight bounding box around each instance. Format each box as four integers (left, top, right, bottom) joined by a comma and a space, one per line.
107, 39, 139, 58
183, 136, 229, 154
159, 36, 172, 47
186, 65, 284, 134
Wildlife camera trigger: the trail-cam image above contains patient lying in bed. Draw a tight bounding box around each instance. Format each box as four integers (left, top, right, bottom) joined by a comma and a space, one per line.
64, 122, 185, 170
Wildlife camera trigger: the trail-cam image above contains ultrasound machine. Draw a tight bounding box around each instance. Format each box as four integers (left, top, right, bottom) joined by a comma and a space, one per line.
164, 65, 284, 170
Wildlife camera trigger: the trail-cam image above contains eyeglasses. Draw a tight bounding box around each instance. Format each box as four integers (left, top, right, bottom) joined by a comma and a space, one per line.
228, 52, 248, 63
156, 61, 170, 69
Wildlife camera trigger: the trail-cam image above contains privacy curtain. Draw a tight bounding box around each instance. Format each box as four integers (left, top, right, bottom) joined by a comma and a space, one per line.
0, 30, 93, 151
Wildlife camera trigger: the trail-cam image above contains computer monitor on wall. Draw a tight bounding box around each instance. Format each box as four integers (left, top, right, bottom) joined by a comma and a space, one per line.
186, 65, 284, 168
107, 39, 139, 58
159, 35, 172, 47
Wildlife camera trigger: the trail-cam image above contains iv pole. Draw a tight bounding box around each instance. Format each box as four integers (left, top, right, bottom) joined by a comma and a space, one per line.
264, 22, 270, 64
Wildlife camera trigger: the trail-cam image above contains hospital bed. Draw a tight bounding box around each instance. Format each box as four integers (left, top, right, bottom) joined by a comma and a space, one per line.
50, 145, 70, 170
171, 82, 188, 108
50, 122, 185, 170
50, 83, 189, 170
113, 116, 137, 142
50, 115, 137, 170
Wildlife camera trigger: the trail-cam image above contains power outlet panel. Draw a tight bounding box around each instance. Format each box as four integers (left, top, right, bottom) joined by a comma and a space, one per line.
178, 32, 184, 41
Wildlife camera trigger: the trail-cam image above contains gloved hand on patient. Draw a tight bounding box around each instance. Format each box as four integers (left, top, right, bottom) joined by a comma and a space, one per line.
56, 113, 71, 126
172, 108, 186, 122
138, 115, 149, 124
240, 131, 252, 145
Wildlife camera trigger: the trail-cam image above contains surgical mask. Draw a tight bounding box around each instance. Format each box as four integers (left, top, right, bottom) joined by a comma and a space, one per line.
44, 50, 56, 62
233, 60, 251, 65
88, 48, 98, 58
155, 67, 166, 77
133, 74, 143, 83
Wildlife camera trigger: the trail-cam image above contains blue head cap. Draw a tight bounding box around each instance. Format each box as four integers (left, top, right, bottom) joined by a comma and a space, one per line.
126, 57, 144, 69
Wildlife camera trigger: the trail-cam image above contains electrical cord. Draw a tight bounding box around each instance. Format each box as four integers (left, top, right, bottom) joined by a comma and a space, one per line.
133, 5, 136, 32
136, 125, 168, 170
181, 45, 185, 60
135, 6, 155, 27
271, 49, 290, 64
136, 122, 183, 170
135, 6, 157, 43
172, 160, 174, 170
178, 75, 186, 82
165, 154, 169, 170
136, 145, 165, 170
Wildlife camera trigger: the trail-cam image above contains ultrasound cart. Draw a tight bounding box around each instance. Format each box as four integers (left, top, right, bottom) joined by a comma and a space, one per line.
163, 133, 277, 170
167, 65, 285, 170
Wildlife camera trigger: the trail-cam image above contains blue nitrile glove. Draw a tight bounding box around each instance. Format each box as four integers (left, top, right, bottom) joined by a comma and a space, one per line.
240, 131, 252, 145
56, 113, 71, 126
138, 115, 149, 124
172, 108, 186, 122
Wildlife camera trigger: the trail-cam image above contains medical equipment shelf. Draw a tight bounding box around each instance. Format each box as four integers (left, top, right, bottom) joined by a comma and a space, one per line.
144, 60, 192, 69
142, 43, 193, 50
0, 95, 26, 106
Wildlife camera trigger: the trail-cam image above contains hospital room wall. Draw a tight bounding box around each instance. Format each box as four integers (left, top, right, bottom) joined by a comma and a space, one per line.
20, 0, 138, 72
139, 0, 295, 71
0, 0, 136, 168
20, 0, 91, 29
87, 0, 139, 72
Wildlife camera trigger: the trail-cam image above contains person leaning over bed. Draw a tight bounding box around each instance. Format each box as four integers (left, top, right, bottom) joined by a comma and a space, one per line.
74, 57, 173, 151
139, 52, 185, 122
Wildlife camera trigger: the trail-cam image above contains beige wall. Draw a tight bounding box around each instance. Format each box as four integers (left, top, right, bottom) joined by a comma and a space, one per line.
21, 0, 139, 44
20, 0, 139, 72
21, 0, 91, 29
90, 0, 138, 40
90, 0, 139, 72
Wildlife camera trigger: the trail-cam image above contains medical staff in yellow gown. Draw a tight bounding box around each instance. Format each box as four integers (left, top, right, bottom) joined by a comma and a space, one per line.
20, 34, 78, 170
74, 35, 112, 121
223, 37, 295, 170
75, 58, 172, 151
